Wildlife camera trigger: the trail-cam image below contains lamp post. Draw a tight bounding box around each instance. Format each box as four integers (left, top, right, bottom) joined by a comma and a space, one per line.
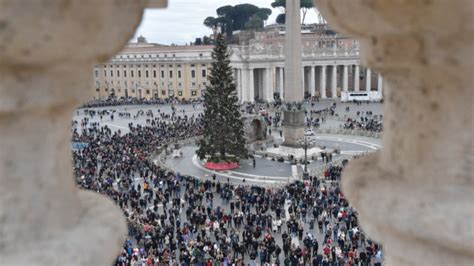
299, 135, 310, 180
303, 135, 309, 180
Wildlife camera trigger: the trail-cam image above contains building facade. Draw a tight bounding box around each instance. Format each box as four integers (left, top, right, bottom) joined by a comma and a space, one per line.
93, 41, 213, 100
93, 24, 384, 102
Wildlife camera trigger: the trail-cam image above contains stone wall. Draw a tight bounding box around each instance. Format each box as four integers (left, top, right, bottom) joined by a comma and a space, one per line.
316, 0, 474, 265
0, 1, 166, 265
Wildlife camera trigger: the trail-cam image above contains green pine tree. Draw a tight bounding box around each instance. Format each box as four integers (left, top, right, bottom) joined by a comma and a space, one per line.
197, 34, 248, 162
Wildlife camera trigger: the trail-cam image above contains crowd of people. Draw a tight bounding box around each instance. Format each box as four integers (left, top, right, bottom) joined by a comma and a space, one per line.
343, 116, 383, 133
71, 103, 384, 266
339, 104, 383, 133
81, 97, 202, 108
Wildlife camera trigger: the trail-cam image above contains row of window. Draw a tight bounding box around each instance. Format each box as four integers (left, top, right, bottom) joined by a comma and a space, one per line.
100, 80, 206, 87
97, 88, 201, 97
95, 69, 207, 79
113, 53, 205, 59
102, 63, 207, 68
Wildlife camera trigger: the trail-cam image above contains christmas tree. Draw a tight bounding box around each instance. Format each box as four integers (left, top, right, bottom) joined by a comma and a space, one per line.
196, 34, 248, 162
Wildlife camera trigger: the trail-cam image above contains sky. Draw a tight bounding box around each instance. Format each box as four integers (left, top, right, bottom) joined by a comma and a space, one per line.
133, 0, 320, 45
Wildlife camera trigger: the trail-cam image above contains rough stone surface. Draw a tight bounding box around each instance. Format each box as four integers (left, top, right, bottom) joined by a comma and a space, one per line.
242, 115, 267, 142
284, 0, 303, 102
316, 0, 474, 265
0, 0, 166, 265
282, 0, 305, 148
148, 0, 168, 8
282, 109, 305, 147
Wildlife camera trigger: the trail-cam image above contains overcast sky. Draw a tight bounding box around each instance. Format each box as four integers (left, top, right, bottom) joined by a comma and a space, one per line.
133, 0, 320, 45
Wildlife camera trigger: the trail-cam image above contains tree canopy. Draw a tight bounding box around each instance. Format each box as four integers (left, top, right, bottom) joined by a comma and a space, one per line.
276, 13, 286, 24
271, 0, 314, 24
245, 14, 264, 30
203, 4, 272, 40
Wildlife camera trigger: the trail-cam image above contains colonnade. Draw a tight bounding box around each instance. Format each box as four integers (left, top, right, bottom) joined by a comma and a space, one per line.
233, 64, 384, 103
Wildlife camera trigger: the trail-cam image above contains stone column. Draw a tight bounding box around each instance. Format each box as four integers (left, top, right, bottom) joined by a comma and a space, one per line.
240, 69, 244, 100
0, 0, 168, 264
317, 1, 474, 265
354, 64, 360, 91
282, 0, 305, 147
366, 68, 372, 91
258, 69, 265, 100
237, 68, 242, 99
236, 69, 242, 101
241, 68, 248, 103
248, 68, 255, 103
331, 65, 338, 98
279, 67, 285, 100
309, 66, 316, 96
284, 0, 303, 104
343, 65, 349, 91
302, 68, 307, 96
320, 65, 327, 98
377, 74, 383, 93
232, 68, 237, 93
265, 67, 274, 102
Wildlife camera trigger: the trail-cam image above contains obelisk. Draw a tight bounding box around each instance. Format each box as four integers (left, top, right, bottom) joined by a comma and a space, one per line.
282, 0, 305, 147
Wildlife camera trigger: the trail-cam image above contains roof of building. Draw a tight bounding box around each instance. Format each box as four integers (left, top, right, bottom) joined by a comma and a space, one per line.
120, 44, 214, 54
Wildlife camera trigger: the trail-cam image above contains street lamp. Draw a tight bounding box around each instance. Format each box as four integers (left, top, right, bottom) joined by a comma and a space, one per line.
299, 135, 309, 180
96, 81, 101, 99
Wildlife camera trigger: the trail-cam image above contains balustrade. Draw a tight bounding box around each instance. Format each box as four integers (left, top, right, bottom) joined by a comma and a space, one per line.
317, 0, 474, 265
0, 0, 167, 264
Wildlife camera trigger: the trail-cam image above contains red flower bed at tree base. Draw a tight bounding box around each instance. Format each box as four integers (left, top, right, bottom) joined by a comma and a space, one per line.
204, 161, 239, 171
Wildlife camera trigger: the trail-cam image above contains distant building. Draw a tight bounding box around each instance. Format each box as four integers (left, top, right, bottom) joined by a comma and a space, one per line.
93, 24, 384, 102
